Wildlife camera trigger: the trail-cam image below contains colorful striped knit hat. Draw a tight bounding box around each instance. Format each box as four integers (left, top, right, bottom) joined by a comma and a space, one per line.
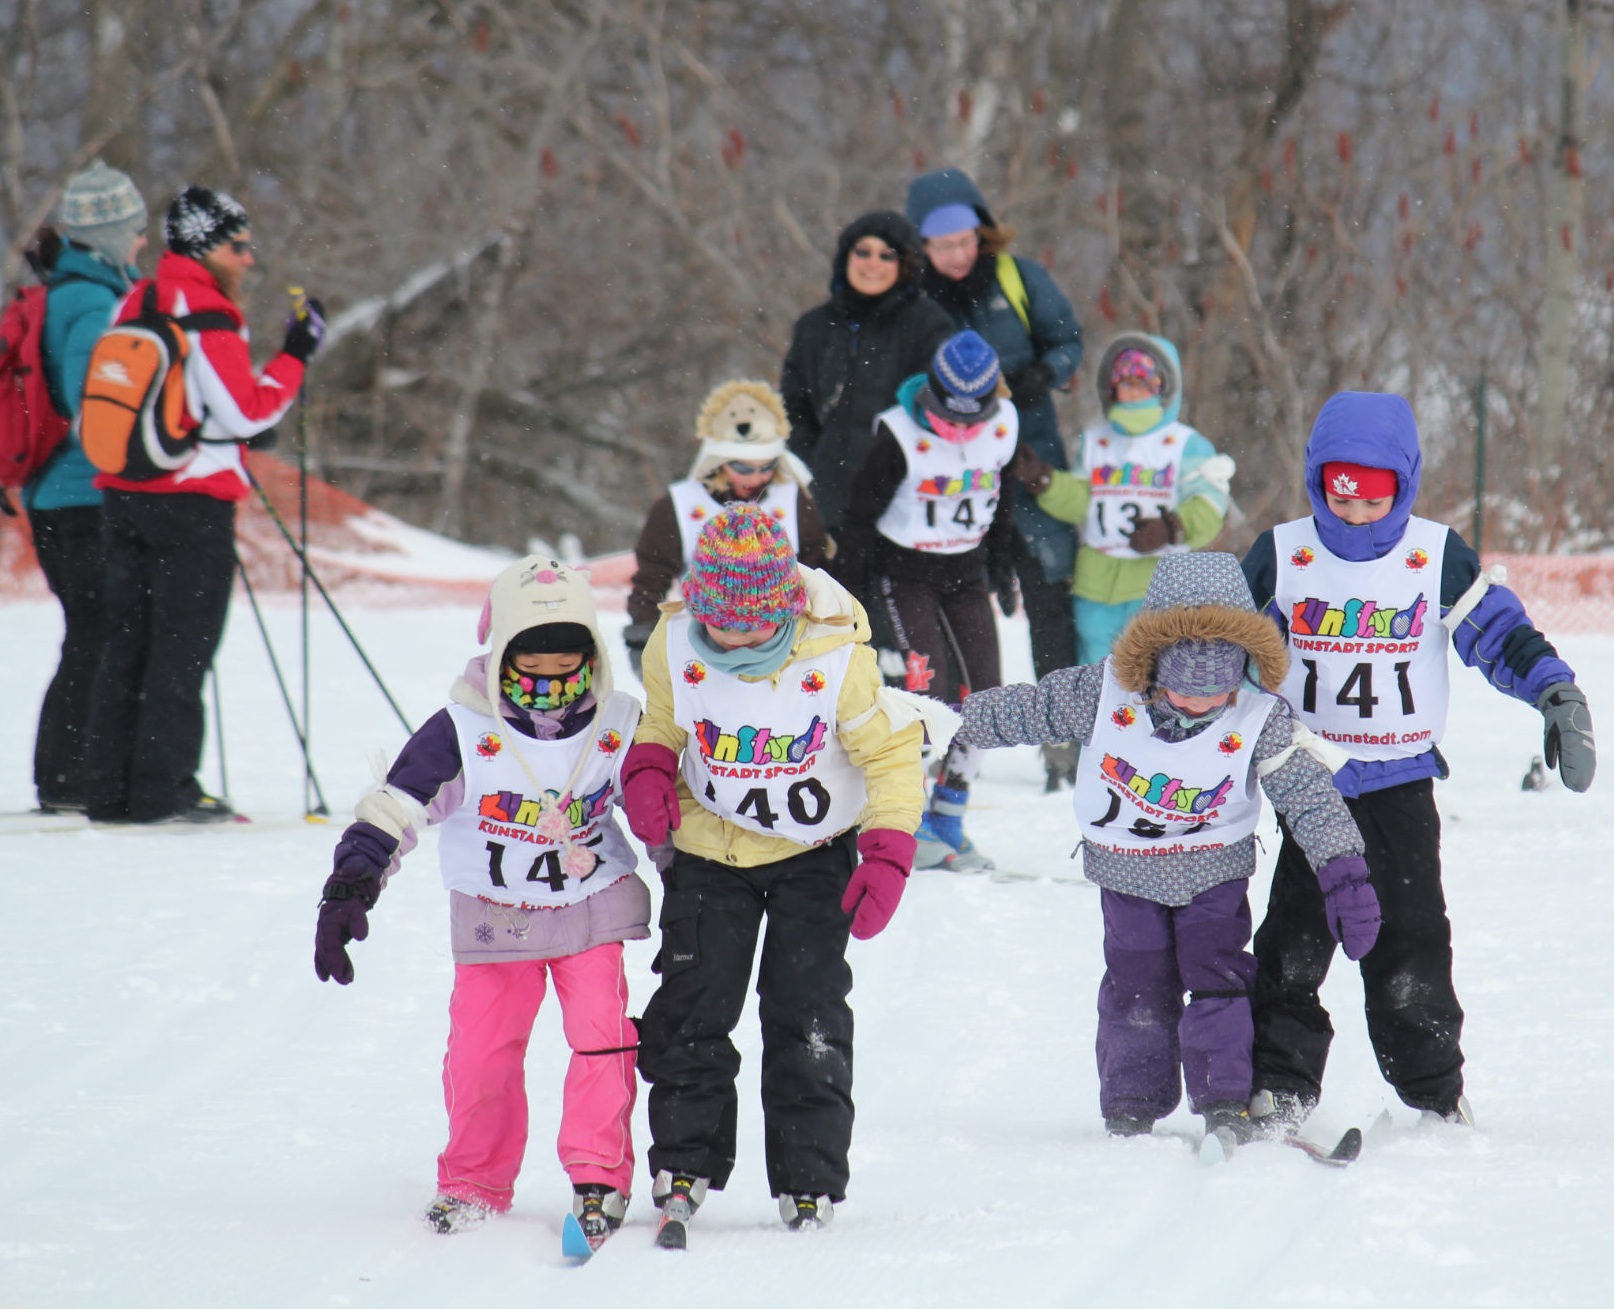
682, 505, 807, 631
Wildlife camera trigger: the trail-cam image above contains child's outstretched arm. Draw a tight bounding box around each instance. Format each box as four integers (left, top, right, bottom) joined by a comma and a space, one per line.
955, 664, 1105, 752
1253, 699, 1379, 960
1441, 531, 1595, 791
317, 711, 467, 984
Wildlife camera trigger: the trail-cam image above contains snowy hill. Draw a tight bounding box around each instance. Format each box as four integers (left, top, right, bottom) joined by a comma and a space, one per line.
2, 592, 1611, 1308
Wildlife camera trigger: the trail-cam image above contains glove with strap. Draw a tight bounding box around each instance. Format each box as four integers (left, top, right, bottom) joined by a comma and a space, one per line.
1315, 854, 1380, 961
1124, 508, 1183, 554
1539, 682, 1595, 793
621, 742, 682, 846
841, 829, 916, 940
1008, 444, 1054, 497
282, 295, 328, 364
314, 861, 383, 985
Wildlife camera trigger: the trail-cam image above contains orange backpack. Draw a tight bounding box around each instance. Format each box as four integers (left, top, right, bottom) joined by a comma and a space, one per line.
79, 283, 235, 481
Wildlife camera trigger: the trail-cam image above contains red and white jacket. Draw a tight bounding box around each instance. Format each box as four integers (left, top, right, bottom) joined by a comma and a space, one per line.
94, 251, 306, 502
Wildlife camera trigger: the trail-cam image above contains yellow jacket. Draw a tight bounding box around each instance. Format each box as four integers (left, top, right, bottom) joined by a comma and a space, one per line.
636, 567, 926, 868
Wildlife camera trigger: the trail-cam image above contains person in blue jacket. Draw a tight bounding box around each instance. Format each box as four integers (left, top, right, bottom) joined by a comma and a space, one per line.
23, 161, 148, 813
905, 167, 1085, 791
1241, 391, 1595, 1134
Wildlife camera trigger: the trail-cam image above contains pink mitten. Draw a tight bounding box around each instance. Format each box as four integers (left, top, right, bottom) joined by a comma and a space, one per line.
621, 743, 682, 846
841, 829, 917, 940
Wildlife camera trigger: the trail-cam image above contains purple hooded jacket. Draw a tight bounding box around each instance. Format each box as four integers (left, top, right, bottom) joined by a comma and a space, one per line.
1242, 390, 1575, 796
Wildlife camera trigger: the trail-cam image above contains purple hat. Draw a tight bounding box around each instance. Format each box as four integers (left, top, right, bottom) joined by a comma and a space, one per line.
918, 202, 980, 239
1154, 639, 1248, 697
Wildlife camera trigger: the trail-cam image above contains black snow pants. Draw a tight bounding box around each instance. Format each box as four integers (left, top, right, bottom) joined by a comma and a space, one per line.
27, 505, 108, 807
637, 830, 858, 1200
82, 490, 237, 822
1251, 779, 1465, 1113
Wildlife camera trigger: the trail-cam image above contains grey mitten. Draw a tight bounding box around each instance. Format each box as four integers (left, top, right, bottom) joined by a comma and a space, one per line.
1539, 682, 1595, 792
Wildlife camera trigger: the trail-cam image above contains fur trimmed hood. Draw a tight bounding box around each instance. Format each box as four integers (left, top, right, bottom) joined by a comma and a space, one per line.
1109, 553, 1289, 694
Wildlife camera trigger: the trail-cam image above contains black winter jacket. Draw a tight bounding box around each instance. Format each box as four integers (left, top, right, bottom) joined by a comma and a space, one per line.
781, 212, 954, 534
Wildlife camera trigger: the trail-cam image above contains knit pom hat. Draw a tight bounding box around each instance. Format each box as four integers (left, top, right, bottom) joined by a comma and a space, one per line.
1154, 639, 1249, 697
918, 330, 1001, 426
165, 185, 249, 258
58, 160, 146, 269
682, 505, 807, 631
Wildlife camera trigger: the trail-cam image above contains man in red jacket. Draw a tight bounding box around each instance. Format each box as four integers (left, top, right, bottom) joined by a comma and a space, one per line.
83, 185, 326, 824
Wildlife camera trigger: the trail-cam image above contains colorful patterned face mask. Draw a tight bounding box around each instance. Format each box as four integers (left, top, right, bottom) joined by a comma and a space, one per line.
501, 657, 593, 711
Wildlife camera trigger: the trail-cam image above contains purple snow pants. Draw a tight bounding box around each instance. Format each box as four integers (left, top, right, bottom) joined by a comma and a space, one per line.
1096, 879, 1258, 1122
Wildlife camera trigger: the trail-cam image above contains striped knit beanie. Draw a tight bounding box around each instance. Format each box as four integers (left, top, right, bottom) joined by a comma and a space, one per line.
682, 505, 807, 631
920, 330, 1001, 425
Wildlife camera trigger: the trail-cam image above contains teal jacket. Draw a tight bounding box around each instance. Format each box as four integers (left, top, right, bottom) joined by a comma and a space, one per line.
24, 243, 134, 512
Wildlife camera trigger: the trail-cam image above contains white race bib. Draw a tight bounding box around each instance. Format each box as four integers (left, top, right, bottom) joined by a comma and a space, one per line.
437, 695, 640, 907
873, 403, 1018, 554
669, 479, 801, 561
1073, 662, 1274, 856
1081, 421, 1192, 558
666, 616, 867, 844
1271, 516, 1450, 759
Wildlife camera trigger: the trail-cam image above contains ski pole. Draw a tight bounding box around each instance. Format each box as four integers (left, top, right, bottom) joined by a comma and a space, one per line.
287, 285, 326, 816
209, 666, 230, 804
245, 467, 415, 735
236, 555, 332, 817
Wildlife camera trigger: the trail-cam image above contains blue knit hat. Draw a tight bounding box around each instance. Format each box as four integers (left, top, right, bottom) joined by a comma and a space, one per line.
919, 330, 1001, 425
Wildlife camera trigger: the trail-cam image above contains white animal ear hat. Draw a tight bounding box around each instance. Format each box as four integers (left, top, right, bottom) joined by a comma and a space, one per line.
476, 555, 611, 708
687, 379, 812, 487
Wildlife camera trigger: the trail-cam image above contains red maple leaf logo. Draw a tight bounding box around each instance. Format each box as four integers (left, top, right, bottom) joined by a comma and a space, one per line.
904, 650, 935, 693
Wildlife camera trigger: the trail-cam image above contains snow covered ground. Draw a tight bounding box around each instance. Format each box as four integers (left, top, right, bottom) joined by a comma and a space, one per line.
3, 590, 1611, 1308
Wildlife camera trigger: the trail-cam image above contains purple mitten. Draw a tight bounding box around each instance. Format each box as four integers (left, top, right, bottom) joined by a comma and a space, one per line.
314, 863, 382, 985
841, 829, 917, 940
1315, 854, 1380, 961
621, 743, 682, 846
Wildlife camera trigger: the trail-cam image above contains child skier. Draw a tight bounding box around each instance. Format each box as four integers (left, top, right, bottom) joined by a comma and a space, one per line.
1241, 390, 1595, 1133
314, 556, 651, 1250
625, 379, 831, 678
1009, 331, 1236, 666
954, 552, 1374, 1145
834, 329, 1020, 872
621, 504, 926, 1246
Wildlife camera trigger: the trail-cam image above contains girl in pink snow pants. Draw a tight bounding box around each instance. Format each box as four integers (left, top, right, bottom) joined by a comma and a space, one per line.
315, 556, 652, 1246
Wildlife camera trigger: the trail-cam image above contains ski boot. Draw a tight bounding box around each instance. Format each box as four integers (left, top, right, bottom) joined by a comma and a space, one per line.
423, 1193, 493, 1235
1248, 1087, 1317, 1139
779, 1193, 835, 1230
1420, 1094, 1476, 1128
652, 1171, 708, 1250
1104, 1114, 1155, 1138
1200, 1100, 1257, 1147
914, 784, 995, 874
571, 1183, 628, 1251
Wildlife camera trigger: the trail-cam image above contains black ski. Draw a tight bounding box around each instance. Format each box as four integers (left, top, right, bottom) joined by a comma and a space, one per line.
1284, 1126, 1362, 1167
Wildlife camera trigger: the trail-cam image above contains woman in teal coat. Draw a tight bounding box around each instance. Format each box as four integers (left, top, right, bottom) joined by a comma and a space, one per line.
24, 161, 148, 812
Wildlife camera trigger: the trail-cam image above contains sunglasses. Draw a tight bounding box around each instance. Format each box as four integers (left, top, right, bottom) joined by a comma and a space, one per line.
726, 460, 778, 476
227, 239, 255, 256
850, 244, 899, 263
